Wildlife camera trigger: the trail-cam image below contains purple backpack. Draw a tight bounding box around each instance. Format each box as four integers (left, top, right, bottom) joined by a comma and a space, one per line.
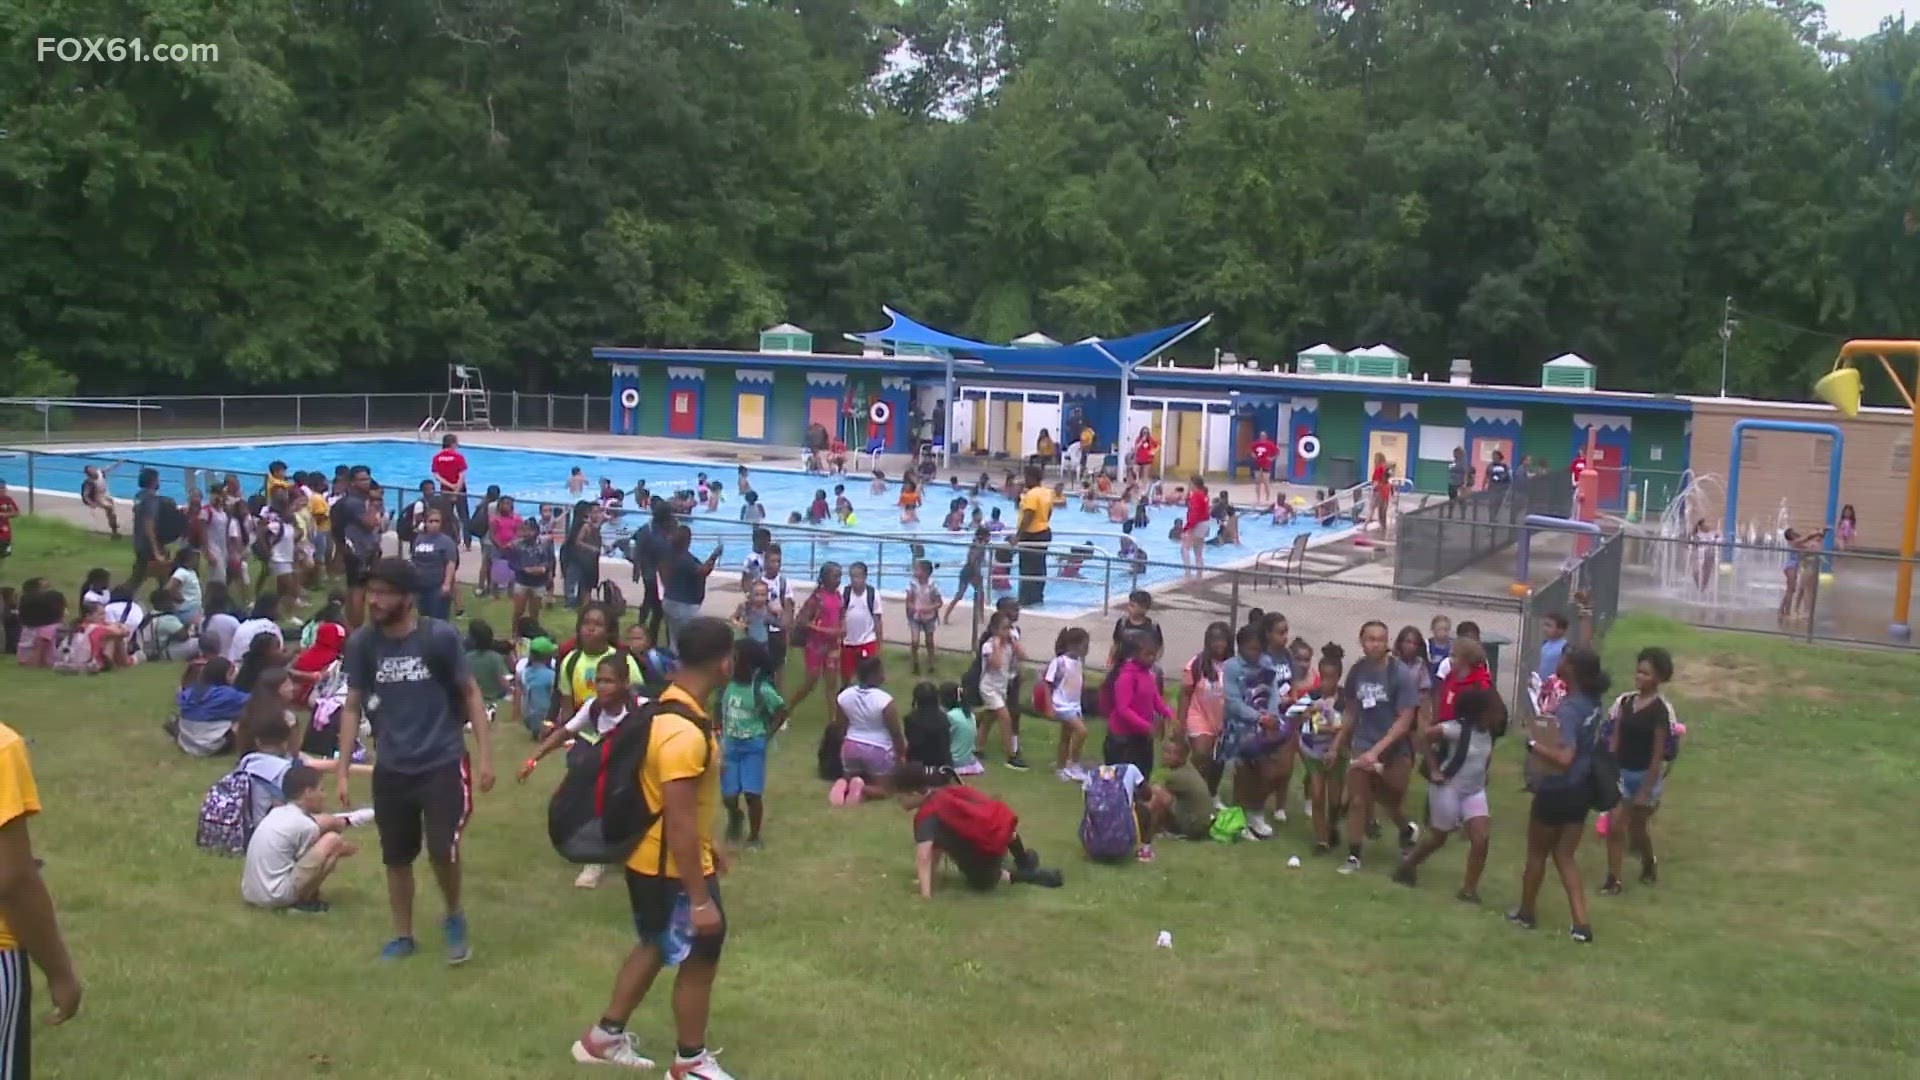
1079, 765, 1140, 861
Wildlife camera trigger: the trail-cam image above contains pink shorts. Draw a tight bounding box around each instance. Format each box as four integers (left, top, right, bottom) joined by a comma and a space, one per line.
1184, 707, 1222, 740
840, 739, 895, 780
804, 643, 833, 677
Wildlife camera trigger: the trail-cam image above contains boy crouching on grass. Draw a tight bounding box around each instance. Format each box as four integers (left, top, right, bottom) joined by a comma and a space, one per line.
242, 765, 374, 914
893, 767, 1064, 897
1146, 740, 1216, 842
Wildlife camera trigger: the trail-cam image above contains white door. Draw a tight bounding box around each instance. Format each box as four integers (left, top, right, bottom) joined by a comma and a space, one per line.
1125, 402, 1158, 447
1023, 395, 1062, 458
949, 396, 975, 452
1203, 406, 1232, 474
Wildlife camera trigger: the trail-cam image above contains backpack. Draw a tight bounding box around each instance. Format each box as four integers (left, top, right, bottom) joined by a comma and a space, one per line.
1078, 764, 1141, 860
196, 770, 265, 855
1612, 692, 1683, 763
1210, 805, 1247, 843
547, 697, 705, 865
917, 785, 1017, 861
51, 629, 98, 675
251, 516, 277, 562
791, 591, 822, 650
155, 496, 188, 545
1584, 706, 1621, 813
841, 585, 879, 621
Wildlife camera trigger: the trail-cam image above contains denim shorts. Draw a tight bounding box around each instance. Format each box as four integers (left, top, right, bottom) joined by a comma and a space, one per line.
722, 736, 769, 797
1619, 767, 1664, 807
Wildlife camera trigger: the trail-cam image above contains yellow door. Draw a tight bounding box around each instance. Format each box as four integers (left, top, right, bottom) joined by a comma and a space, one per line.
1368, 430, 1410, 484
1171, 409, 1204, 476
971, 399, 988, 454
736, 393, 766, 441
1003, 399, 1024, 458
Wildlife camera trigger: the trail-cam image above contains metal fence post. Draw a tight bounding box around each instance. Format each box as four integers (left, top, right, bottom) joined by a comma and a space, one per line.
1229, 568, 1242, 629
25, 451, 34, 512
136, 398, 144, 441
295, 396, 304, 434
219, 396, 226, 433
874, 538, 886, 595
582, 394, 589, 432
364, 395, 371, 431
547, 394, 554, 431
511, 391, 519, 430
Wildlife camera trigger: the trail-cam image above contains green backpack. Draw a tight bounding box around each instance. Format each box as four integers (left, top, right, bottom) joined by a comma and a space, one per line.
1209, 806, 1247, 843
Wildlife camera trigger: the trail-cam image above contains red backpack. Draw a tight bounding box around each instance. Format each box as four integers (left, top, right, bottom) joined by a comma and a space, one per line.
916, 785, 1017, 861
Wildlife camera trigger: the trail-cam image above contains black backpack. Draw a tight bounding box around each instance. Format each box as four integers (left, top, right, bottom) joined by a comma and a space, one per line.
547, 696, 707, 865
841, 585, 879, 620
1584, 706, 1621, 813
155, 497, 188, 545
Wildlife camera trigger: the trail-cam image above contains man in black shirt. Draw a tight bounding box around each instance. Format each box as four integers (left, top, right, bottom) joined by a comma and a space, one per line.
129, 468, 166, 591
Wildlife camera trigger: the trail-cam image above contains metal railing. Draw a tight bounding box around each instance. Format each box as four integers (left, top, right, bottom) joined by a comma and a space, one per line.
0, 391, 614, 444
1394, 482, 1573, 591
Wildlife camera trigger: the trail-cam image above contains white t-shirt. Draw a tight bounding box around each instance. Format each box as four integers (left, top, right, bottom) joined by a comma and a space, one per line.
978, 637, 1015, 692
1043, 655, 1084, 716
563, 699, 628, 737
761, 573, 792, 613
228, 618, 282, 664
83, 588, 111, 609
836, 684, 894, 750
103, 600, 146, 632
1082, 763, 1144, 801
843, 586, 881, 646
268, 515, 296, 564
241, 803, 320, 908
203, 507, 230, 561
171, 567, 203, 612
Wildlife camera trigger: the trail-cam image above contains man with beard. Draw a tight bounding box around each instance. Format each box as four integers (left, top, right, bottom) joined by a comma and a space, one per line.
335, 558, 495, 964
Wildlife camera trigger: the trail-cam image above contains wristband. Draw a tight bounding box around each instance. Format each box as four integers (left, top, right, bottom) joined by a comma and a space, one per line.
692, 901, 715, 912
523, 757, 540, 771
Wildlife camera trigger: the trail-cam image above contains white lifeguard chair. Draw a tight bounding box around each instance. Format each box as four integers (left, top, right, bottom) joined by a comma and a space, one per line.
419, 364, 493, 440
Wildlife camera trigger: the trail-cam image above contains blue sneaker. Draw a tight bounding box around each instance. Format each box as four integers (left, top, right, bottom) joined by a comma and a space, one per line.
379, 936, 417, 960
443, 912, 471, 966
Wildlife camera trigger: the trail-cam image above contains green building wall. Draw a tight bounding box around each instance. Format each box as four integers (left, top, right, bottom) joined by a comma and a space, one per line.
1629, 412, 1689, 510
701, 364, 736, 441
769, 369, 807, 446
1317, 396, 1366, 488
1413, 399, 1466, 494
1519, 403, 1573, 470
637, 364, 670, 437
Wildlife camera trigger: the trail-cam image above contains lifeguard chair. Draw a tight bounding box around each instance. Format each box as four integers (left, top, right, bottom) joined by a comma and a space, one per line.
419, 364, 493, 440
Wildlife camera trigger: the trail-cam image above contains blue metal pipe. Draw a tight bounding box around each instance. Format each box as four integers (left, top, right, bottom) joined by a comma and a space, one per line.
1516, 515, 1602, 582
1720, 420, 1844, 566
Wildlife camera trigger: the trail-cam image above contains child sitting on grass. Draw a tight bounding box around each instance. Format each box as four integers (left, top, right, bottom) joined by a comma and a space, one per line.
721, 640, 787, 849
903, 682, 953, 770
465, 620, 513, 724
942, 682, 983, 776
1147, 739, 1216, 841
241, 764, 374, 914
893, 767, 1063, 897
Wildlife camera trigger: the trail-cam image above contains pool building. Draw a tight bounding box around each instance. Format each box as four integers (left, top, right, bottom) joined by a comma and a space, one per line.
594, 311, 1699, 513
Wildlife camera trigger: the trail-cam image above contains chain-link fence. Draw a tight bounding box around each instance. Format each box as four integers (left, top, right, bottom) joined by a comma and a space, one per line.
0, 391, 610, 444
1394, 481, 1572, 590
1615, 531, 1920, 650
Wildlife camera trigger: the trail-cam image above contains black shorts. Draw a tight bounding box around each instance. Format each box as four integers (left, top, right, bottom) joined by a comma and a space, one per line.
1530, 784, 1590, 827
764, 632, 789, 679
626, 870, 727, 962
916, 817, 1002, 890
1103, 732, 1155, 778
342, 553, 369, 588
0, 949, 32, 1080
372, 758, 472, 866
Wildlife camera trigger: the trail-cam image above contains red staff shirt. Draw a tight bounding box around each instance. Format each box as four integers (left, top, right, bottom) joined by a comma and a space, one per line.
1184, 489, 1210, 533
1250, 439, 1279, 470
431, 448, 468, 492
1437, 660, 1493, 724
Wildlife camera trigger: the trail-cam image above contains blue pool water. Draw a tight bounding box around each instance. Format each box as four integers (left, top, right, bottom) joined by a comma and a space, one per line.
2, 438, 1335, 611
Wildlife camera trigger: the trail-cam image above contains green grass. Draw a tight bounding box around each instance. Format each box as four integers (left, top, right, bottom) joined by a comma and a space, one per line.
3, 515, 1919, 1078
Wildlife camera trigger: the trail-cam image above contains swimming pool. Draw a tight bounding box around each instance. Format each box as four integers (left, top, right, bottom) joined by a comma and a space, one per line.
1, 438, 1338, 611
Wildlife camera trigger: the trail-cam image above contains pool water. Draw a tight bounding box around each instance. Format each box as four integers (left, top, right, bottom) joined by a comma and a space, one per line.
3, 438, 1335, 611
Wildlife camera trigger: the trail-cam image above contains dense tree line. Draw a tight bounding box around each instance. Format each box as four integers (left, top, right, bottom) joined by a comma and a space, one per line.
4, 0, 1919, 403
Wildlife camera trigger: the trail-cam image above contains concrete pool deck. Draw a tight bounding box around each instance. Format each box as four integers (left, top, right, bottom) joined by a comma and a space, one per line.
5, 429, 1529, 685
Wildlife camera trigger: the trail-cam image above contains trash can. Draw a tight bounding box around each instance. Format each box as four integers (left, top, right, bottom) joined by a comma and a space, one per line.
1479, 631, 1512, 685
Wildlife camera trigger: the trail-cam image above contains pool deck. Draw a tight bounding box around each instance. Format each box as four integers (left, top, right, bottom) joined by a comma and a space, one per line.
8, 429, 1528, 677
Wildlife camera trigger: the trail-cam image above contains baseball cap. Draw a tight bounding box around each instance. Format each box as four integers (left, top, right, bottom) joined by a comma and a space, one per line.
528, 637, 557, 657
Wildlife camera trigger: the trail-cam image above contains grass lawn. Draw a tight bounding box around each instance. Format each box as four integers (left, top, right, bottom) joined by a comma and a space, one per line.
2, 515, 1917, 1078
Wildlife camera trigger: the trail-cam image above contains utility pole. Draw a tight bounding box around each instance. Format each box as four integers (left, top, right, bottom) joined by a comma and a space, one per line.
1718, 296, 1738, 397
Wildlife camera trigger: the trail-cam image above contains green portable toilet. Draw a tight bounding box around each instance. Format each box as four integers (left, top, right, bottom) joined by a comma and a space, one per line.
1350, 344, 1411, 380
759, 322, 813, 354
1541, 352, 1596, 390
1296, 343, 1348, 376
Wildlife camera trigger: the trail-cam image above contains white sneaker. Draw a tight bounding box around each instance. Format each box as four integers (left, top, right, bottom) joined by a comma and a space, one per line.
1247, 815, 1274, 840
1304, 803, 1314, 819
574, 864, 605, 889
1338, 855, 1363, 875
571, 1028, 656, 1069
1273, 809, 1289, 824
670, 1049, 734, 1080
1055, 767, 1077, 783
1213, 797, 1227, 813
1238, 827, 1262, 842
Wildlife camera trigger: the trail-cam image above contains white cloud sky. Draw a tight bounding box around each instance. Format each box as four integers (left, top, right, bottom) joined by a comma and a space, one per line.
1827, 0, 1911, 38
